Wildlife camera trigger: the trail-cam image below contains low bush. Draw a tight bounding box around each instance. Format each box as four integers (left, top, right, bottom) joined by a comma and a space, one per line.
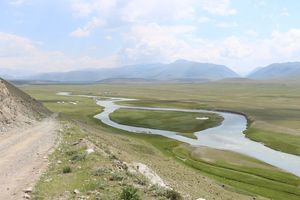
71, 153, 87, 161
165, 189, 183, 200
62, 166, 72, 174
120, 186, 140, 200
93, 168, 111, 176
110, 172, 126, 181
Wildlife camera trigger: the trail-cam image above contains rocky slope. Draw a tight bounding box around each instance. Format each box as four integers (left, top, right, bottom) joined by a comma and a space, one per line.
0, 78, 50, 132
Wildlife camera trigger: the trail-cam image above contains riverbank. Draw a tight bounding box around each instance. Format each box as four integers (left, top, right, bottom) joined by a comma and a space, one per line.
90, 96, 300, 178
21, 82, 300, 200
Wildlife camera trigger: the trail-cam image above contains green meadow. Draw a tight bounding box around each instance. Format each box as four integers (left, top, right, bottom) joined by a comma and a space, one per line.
110, 108, 223, 139
22, 80, 300, 200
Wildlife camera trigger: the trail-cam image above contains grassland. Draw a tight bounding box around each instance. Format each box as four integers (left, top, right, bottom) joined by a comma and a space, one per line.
34, 120, 180, 200
110, 108, 223, 139
21, 80, 300, 200
26, 91, 257, 200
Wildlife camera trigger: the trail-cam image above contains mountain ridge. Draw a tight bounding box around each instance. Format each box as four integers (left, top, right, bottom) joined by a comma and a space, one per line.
25, 60, 239, 82
248, 62, 300, 80
3, 60, 300, 82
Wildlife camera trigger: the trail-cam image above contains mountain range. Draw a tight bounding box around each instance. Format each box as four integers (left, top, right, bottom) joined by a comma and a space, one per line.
247, 62, 300, 80
24, 60, 239, 82
1, 60, 300, 82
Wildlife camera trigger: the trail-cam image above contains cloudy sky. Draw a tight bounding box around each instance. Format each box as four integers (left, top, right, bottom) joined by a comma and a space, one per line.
1, 0, 300, 75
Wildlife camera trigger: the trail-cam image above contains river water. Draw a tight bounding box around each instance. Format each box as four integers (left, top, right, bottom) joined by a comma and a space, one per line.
57, 92, 300, 177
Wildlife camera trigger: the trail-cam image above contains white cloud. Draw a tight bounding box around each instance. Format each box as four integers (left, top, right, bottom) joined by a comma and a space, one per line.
70, 0, 118, 37
69, 0, 237, 37
121, 0, 196, 23
9, 0, 26, 6
5, 1, 300, 76
216, 21, 238, 28
119, 23, 197, 63
0, 32, 119, 72
2, 27, 300, 75
105, 35, 112, 40
270, 29, 300, 56
71, 0, 117, 18
70, 17, 106, 37
119, 25, 300, 74
71, 1, 94, 17
257, 0, 267, 6
280, 8, 290, 17
199, 0, 236, 16
198, 16, 210, 24
245, 30, 259, 37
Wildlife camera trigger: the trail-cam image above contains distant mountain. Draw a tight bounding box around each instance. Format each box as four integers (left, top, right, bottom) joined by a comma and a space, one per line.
248, 62, 300, 80
0, 68, 35, 79
27, 60, 239, 82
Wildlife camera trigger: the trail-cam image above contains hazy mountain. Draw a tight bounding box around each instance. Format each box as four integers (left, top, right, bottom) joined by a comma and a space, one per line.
156, 60, 238, 80
27, 60, 239, 82
248, 62, 300, 80
0, 68, 35, 79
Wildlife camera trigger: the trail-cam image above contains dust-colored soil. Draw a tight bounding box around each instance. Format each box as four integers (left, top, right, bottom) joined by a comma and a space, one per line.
0, 116, 59, 200
0, 78, 50, 133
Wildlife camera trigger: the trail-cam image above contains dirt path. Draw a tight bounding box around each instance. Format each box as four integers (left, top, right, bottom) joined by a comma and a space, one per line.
0, 117, 59, 200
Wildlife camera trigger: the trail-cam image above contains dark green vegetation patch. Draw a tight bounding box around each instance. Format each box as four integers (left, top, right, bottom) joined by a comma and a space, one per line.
110, 108, 223, 139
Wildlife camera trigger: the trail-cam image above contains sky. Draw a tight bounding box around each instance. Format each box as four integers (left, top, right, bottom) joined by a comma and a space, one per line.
1, 0, 300, 75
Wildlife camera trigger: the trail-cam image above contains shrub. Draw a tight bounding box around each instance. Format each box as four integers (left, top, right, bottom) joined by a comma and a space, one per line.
110, 172, 125, 181
65, 149, 77, 156
120, 186, 140, 200
93, 168, 111, 176
62, 166, 72, 174
148, 185, 166, 197
71, 153, 87, 161
148, 186, 183, 200
109, 154, 118, 160
86, 180, 106, 191
165, 189, 182, 200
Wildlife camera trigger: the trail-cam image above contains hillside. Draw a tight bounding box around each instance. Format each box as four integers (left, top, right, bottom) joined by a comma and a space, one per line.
0, 78, 51, 132
248, 62, 300, 80
29, 60, 239, 82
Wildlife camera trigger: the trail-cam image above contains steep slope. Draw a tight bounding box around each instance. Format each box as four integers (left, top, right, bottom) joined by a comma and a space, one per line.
29, 60, 239, 82
0, 78, 51, 132
248, 62, 300, 80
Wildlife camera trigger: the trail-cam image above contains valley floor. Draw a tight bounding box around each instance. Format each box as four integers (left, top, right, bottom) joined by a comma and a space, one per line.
0, 116, 59, 200
21, 82, 300, 200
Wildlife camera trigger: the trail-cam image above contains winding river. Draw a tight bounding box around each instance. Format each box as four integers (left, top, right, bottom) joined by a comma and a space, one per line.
58, 92, 300, 177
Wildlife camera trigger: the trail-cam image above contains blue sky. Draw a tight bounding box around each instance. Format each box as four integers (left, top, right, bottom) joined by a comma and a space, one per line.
1, 0, 300, 75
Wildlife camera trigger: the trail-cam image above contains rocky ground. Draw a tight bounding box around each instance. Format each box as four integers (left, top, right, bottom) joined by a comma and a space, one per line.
0, 78, 50, 133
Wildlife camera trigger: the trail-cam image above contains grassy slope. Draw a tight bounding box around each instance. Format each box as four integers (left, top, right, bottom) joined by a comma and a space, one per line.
34, 120, 177, 200
22, 83, 300, 200
109, 108, 223, 139
245, 128, 300, 155
26, 91, 258, 200
104, 124, 300, 200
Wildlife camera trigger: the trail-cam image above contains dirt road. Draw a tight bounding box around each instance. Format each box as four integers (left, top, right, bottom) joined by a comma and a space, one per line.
0, 117, 59, 199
